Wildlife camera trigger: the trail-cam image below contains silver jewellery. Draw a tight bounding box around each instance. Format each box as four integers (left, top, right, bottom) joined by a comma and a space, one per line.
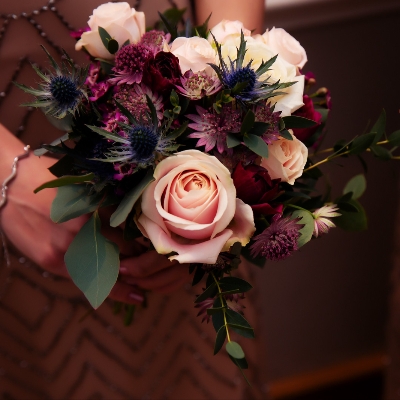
0, 145, 31, 209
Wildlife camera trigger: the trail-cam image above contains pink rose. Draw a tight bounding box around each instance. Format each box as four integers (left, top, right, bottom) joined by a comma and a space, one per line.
208, 20, 251, 45
260, 131, 308, 185
138, 150, 255, 264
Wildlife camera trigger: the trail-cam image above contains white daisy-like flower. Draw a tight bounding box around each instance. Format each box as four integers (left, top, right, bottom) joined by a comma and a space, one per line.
312, 204, 341, 237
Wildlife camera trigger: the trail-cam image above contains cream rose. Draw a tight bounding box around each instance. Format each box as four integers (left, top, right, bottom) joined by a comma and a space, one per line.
220, 36, 304, 116
75, 2, 145, 59
254, 27, 307, 69
260, 131, 308, 185
170, 37, 217, 74
138, 150, 255, 264
208, 20, 251, 45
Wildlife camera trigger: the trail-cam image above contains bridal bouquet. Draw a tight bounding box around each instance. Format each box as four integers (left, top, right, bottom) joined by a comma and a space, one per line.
16, 2, 399, 375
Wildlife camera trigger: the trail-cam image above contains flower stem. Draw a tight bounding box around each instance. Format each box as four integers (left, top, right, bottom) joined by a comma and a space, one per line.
211, 272, 231, 342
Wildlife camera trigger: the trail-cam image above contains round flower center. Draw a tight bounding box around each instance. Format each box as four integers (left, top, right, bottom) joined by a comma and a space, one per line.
128, 126, 159, 162
225, 65, 256, 94
49, 76, 80, 108
114, 44, 152, 74
261, 228, 298, 261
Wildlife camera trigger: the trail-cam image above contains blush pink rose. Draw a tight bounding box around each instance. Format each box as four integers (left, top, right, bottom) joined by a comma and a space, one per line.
208, 20, 251, 45
260, 130, 308, 185
137, 150, 255, 264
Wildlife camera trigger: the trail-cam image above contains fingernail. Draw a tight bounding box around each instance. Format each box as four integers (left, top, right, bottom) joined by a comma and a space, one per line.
128, 292, 144, 303
119, 267, 128, 274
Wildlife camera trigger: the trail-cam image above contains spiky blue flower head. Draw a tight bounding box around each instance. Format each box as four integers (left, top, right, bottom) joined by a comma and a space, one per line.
127, 125, 159, 163
209, 31, 295, 104
15, 46, 87, 118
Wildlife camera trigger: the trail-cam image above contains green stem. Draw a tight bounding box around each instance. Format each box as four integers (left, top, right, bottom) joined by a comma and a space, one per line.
211, 272, 231, 342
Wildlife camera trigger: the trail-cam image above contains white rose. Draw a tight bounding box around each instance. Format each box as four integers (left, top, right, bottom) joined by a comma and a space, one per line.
220, 36, 304, 116
170, 37, 217, 74
208, 20, 251, 45
75, 2, 145, 60
260, 131, 308, 185
254, 27, 307, 69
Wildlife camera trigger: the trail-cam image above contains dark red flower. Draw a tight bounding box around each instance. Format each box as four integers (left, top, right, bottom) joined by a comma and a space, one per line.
292, 94, 322, 143
142, 51, 182, 93
232, 163, 283, 216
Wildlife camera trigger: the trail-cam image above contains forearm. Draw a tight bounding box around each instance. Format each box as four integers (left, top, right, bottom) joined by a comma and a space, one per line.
194, 0, 266, 34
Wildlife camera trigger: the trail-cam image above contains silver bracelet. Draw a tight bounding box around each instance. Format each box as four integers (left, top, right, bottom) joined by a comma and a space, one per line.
0, 145, 31, 209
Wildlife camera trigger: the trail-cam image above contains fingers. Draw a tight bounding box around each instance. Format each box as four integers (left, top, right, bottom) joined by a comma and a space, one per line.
120, 251, 179, 278
108, 281, 145, 305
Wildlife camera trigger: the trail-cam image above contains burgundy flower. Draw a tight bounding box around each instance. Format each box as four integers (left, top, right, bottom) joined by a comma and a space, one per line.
142, 52, 182, 93
232, 163, 283, 216
292, 94, 322, 142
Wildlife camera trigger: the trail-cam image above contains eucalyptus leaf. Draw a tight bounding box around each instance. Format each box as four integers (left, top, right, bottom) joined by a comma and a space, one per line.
249, 122, 270, 136
64, 212, 120, 309
225, 309, 252, 329
348, 133, 376, 155
279, 129, 293, 140
34, 173, 94, 193
51, 184, 101, 223
370, 145, 392, 161
282, 116, 318, 129
192, 265, 206, 286
337, 201, 359, 212
227, 133, 242, 148
290, 209, 314, 247
194, 282, 217, 303
212, 307, 225, 333
107, 39, 119, 54
369, 109, 386, 142
388, 130, 400, 146
334, 199, 367, 231
226, 341, 245, 359
228, 323, 255, 339
98, 26, 112, 50
343, 174, 366, 199
229, 355, 248, 369
244, 134, 269, 158
240, 110, 255, 135
214, 326, 227, 355
219, 277, 252, 293
110, 169, 154, 227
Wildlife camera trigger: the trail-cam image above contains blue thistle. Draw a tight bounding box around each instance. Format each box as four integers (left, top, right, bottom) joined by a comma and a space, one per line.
14, 46, 87, 118
209, 31, 295, 103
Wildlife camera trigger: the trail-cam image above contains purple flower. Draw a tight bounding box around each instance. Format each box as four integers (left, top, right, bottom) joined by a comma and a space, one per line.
140, 30, 170, 53
253, 103, 281, 144
109, 44, 153, 85
187, 105, 241, 154
250, 215, 302, 261
176, 70, 221, 100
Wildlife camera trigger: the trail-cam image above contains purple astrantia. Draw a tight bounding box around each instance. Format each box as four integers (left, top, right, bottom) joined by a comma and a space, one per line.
109, 43, 153, 85
312, 204, 341, 237
140, 30, 170, 53
187, 105, 241, 154
254, 103, 282, 144
176, 70, 221, 100
250, 214, 302, 261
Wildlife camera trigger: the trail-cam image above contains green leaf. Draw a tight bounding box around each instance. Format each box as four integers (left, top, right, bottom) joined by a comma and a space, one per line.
290, 210, 314, 247
192, 265, 206, 286
244, 134, 269, 158
229, 355, 248, 369
98, 26, 112, 51
249, 122, 270, 136
214, 325, 227, 355
279, 129, 293, 140
34, 173, 94, 193
370, 145, 392, 161
34, 132, 70, 157
227, 133, 242, 148
64, 212, 120, 309
241, 245, 265, 268
337, 201, 358, 212
225, 309, 252, 329
334, 199, 367, 231
124, 304, 135, 326
388, 130, 400, 146
348, 133, 376, 155
51, 184, 101, 223
170, 89, 179, 107
227, 323, 255, 339
212, 308, 225, 333
282, 116, 318, 129
226, 341, 245, 359
107, 39, 119, 54
194, 282, 217, 303
369, 109, 386, 142
110, 169, 154, 227
219, 277, 252, 293
240, 110, 255, 135
343, 174, 366, 200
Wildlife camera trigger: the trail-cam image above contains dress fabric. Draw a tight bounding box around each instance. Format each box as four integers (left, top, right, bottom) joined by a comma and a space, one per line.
0, 1, 263, 398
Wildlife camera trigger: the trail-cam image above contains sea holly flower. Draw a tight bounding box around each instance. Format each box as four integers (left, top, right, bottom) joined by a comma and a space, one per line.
187, 105, 241, 153
312, 205, 341, 237
250, 214, 302, 261
209, 31, 295, 104
15, 47, 87, 119
176, 70, 221, 100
